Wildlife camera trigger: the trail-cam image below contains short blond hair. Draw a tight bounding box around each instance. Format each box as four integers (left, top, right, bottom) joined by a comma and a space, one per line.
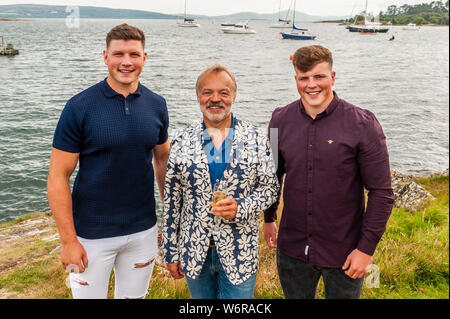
196, 64, 237, 96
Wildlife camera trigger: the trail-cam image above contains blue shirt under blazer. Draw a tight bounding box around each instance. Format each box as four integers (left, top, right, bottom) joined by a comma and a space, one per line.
161, 118, 279, 286
203, 114, 235, 189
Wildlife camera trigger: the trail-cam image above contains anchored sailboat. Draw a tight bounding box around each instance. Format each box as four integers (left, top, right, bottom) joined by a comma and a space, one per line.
281, 0, 316, 40
347, 0, 389, 33
270, 0, 292, 28
178, 0, 200, 27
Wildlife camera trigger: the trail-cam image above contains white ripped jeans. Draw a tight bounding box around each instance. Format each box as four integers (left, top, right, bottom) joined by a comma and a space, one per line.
69, 225, 158, 299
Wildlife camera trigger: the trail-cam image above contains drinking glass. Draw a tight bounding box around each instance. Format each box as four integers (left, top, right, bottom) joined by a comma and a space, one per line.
212, 179, 227, 236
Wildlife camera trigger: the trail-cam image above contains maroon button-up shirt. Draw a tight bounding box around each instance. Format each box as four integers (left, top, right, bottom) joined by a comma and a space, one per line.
265, 93, 394, 268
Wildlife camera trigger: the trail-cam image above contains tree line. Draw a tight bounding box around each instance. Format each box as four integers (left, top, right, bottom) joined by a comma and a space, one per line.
348, 1, 449, 25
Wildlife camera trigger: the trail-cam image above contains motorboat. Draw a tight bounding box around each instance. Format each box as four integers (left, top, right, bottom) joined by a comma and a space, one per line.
0, 36, 19, 56
221, 22, 256, 34
220, 22, 235, 27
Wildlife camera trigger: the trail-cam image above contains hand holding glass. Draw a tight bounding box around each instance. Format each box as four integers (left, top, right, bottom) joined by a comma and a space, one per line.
211, 179, 227, 235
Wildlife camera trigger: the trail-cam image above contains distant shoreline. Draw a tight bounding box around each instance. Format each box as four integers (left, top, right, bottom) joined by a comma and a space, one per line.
0, 17, 30, 21
316, 20, 449, 26
0, 17, 19, 21
1, 17, 448, 26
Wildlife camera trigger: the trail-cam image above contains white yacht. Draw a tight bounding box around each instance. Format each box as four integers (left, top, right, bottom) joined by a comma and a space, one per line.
221, 21, 256, 34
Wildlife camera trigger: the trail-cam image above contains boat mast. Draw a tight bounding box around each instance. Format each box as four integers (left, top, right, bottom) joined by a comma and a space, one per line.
364, 0, 368, 23
282, 0, 293, 24
293, 0, 296, 27
278, 0, 281, 21
184, 0, 187, 20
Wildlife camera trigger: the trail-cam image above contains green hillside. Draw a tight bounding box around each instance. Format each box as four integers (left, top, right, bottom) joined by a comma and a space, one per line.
0, 4, 178, 19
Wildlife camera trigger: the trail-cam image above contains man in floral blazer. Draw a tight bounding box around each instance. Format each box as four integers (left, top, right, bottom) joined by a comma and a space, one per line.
161, 64, 279, 299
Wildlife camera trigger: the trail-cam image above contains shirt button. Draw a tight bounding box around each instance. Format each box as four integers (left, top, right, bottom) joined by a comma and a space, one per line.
308, 211, 312, 216
308, 188, 312, 193
308, 167, 313, 171
308, 144, 313, 148
308, 234, 312, 238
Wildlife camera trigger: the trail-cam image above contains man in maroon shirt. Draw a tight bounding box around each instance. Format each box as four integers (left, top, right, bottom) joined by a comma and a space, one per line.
264, 45, 394, 299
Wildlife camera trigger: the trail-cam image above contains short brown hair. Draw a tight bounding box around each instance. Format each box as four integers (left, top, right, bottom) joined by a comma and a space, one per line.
106, 23, 145, 49
196, 64, 237, 96
292, 45, 333, 72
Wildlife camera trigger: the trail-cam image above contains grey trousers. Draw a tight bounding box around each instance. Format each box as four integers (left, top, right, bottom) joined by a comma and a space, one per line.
277, 249, 364, 299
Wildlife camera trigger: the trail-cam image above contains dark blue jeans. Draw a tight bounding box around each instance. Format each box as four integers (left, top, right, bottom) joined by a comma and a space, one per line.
277, 249, 364, 299
185, 247, 257, 299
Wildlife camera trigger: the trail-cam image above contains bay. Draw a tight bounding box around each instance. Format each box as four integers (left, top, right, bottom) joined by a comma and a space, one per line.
0, 19, 448, 222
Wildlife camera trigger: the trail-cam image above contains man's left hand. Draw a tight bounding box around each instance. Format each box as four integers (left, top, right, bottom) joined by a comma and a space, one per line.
211, 198, 237, 220
342, 249, 373, 279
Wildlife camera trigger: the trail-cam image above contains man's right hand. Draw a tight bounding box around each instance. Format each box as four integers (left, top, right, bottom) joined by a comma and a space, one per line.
167, 262, 185, 279
264, 222, 278, 248
60, 241, 88, 273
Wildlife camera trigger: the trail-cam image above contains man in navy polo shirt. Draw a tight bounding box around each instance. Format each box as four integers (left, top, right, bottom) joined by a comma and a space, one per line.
264, 45, 394, 299
47, 24, 169, 299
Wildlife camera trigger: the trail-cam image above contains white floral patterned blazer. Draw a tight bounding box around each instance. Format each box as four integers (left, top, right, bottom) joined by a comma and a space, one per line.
161, 118, 279, 285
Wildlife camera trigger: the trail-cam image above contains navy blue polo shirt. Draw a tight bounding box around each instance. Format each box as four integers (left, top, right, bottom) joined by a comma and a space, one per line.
53, 79, 169, 239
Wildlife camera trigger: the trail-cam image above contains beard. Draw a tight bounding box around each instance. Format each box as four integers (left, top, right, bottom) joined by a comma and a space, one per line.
201, 102, 231, 123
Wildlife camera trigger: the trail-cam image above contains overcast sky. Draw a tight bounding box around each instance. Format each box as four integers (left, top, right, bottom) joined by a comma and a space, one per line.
0, 0, 440, 16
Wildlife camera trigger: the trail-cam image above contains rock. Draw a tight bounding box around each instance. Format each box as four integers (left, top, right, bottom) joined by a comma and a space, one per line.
391, 170, 435, 212
50, 245, 61, 255
428, 168, 448, 178
42, 233, 59, 242
391, 170, 415, 184
0, 217, 55, 242
432, 168, 449, 177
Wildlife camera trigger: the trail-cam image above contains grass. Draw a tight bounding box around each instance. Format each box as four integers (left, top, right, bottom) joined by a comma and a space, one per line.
361, 175, 449, 299
0, 176, 448, 299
